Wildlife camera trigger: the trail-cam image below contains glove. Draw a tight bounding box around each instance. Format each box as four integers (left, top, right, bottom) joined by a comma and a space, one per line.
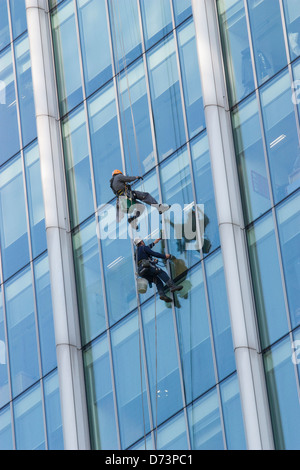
137, 176, 143, 180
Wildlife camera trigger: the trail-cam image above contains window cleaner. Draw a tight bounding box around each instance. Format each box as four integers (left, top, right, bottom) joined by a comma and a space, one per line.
134, 237, 183, 302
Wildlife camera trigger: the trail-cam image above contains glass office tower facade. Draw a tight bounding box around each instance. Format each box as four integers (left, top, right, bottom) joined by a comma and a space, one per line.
0, 0, 63, 450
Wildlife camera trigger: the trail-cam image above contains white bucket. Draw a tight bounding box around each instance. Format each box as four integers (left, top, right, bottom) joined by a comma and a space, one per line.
137, 277, 148, 294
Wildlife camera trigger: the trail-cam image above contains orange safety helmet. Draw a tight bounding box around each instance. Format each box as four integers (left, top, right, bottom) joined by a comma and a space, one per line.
112, 169, 123, 176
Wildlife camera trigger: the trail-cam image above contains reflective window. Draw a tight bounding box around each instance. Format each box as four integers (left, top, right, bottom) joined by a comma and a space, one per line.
117, 58, 155, 176
62, 105, 94, 228
140, 0, 172, 49
232, 95, 271, 224
174, 265, 215, 405
277, 192, 300, 330
248, 213, 288, 349
24, 142, 47, 258
0, 155, 30, 281
34, 254, 57, 375
0, 289, 10, 409
191, 133, 220, 254
88, 81, 123, 205
5, 267, 40, 398
108, 0, 142, 72
260, 71, 299, 204
44, 371, 64, 450
142, 297, 183, 428
77, 0, 112, 96
177, 19, 205, 139
111, 311, 150, 449
247, 0, 287, 85
0, 46, 20, 164
283, 0, 300, 61
0, 1, 10, 52
172, 0, 192, 26
0, 406, 13, 450
147, 34, 186, 161
73, 218, 106, 345
264, 336, 300, 450
51, 0, 83, 116
129, 433, 153, 450
83, 334, 119, 450
217, 0, 254, 105
156, 411, 188, 450
292, 59, 300, 125
188, 388, 224, 450
14, 383, 45, 450
9, 0, 27, 39
220, 374, 246, 450
205, 251, 236, 380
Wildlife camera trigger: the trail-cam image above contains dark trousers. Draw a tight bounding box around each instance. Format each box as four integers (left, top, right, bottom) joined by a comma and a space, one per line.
139, 265, 171, 296
133, 190, 158, 206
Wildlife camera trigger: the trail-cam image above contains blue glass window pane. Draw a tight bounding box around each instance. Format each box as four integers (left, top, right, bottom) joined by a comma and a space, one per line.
247, 0, 287, 85
277, 192, 300, 330
142, 297, 183, 427
292, 59, 300, 130
140, 0, 172, 49
191, 132, 220, 254
0, 46, 20, 165
129, 434, 153, 450
220, 374, 246, 450
88, 81, 123, 205
84, 334, 119, 450
5, 267, 40, 398
260, 71, 300, 203
9, 0, 27, 39
117, 58, 155, 175
62, 105, 94, 228
0, 289, 10, 409
51, 0, 83, 116
264, 336, 300, 450
175, 266, 215, 404
34, 254, 57, 375
108, 0, 142, 72
157, 412, 188, 450
205, 251, 236, 380
248, 213, 289, 349
188, 388, 224, 450
217, 0, 255, 105
177, 19, 205, 139
0, 1, 10, 52
0, 406, 13, 450
14, 383, 46, 450
14, 34, 36, 146
232, 95, 271, 224
24, 142, 47, 258
44, 371, 64, 450
77, 0, 112, 96
73, 218, 106, 345
0, 156, 30, 280
172, 0, 192, 26
283, 0, 300, 61
147, 34, 186, 161
98, 200, 137, 325
111, 311, 150, 449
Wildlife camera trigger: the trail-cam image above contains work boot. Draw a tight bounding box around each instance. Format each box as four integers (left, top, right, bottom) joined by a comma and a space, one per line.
158, 204, 171, 214
159, 294, 172, 302
166, 280, 183, 293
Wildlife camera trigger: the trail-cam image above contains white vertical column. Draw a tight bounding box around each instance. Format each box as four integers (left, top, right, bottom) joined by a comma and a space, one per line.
25, 0, 90, 450
191, 0, 274, 450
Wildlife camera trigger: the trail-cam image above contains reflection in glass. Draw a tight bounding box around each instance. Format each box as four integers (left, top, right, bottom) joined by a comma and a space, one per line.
73, 218, 106, 345
0, 155, 30, 280
260, 71, 299, 203
0, 1, 10, 52
156, 411, 188, 450
174, 266, 215, 404
188, 388, 224, 450
5, 267, 40, 398
172, 0, 192, 26
111, 311, 150, 449
205, 251, 235, 380
147, 35, 186, 161
283, 0, 300, 61
77, 0, 112, 96
51, 0, 83, 116
14, 383, 45, 450
277, 192, 300, 330
0, 289, 9, 409
140, 0, 172, 49
232, 95, 271, 224
248, 214, 288, 349
62, 105, 94, 228
217, 0, 254, 105
220, 374, 246, 450
142, 297, 183, 428
84, 334, 119, 450
9, 0, 27, 39
44, 371, 64, 450
264, 336, 300, 450
0, 406, 13, 450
